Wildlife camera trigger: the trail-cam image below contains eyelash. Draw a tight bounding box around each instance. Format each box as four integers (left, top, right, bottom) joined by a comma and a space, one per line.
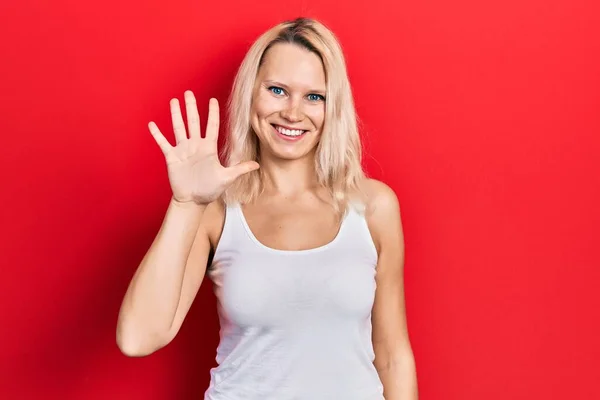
267, 86, 326, 102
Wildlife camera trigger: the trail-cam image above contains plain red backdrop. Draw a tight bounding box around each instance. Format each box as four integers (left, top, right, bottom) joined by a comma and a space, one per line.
1, 0, 598, 399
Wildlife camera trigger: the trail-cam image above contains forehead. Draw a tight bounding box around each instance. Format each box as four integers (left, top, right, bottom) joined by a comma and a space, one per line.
258, 43, 326, 89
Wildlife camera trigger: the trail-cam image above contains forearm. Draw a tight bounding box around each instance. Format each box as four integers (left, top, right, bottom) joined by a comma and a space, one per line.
376, 351, 419, 400
116, 197, 206, 354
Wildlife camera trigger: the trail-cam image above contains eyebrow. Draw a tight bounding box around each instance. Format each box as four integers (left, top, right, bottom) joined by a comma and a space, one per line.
263, 80, 326, 95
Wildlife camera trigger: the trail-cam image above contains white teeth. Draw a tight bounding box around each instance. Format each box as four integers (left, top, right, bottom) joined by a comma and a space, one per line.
275, 125, 305, 137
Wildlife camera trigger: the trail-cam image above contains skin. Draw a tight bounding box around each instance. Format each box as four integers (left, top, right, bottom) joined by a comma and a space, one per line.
204, 43, 419, 399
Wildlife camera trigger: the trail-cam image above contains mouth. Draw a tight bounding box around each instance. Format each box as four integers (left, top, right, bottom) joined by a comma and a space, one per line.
271, 124, 308, 141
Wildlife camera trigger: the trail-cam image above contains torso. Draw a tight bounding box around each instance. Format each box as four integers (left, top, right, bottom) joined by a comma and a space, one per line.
202, 182, 387, 399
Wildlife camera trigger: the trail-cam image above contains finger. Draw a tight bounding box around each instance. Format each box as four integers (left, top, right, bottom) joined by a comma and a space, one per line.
184, 90, 201, 140
148, 121, 172, 154
205, 98, 220, 142
170, 98, 187, 144
224, 161, 260, 184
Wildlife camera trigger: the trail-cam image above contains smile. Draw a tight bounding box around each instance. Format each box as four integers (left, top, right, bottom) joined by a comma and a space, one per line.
271, 124, 308, 141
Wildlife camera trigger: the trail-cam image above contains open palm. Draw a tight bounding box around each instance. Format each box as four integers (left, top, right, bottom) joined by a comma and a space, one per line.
148, 91, 259, 205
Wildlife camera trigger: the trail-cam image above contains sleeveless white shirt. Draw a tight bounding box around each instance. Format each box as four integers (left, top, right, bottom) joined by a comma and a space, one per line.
204, 203, 384, 400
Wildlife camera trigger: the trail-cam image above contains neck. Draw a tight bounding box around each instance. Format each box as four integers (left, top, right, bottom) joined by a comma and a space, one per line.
259, 154, 320, 198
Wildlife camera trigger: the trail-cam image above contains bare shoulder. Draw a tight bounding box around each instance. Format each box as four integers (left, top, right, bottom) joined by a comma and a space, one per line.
201, 198, 226, 250
363, 178, 401, 218
362, 178, 403, 252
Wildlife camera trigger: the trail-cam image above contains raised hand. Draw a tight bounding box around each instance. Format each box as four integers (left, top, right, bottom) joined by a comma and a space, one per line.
148, 90, 259, 205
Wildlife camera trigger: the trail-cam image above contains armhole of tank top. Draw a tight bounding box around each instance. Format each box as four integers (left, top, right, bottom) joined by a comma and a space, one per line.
350, 205, 379, 265
210, 203, 234, 263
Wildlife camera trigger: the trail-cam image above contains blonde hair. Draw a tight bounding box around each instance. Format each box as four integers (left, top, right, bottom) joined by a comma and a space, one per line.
221, 17, 367, 214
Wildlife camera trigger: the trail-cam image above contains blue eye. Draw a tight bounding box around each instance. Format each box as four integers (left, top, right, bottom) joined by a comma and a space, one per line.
308, 94, 325, 102
268, 86, 285, 95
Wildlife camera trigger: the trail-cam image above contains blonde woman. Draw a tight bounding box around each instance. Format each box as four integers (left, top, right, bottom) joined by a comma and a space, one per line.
117, 17, 418, 400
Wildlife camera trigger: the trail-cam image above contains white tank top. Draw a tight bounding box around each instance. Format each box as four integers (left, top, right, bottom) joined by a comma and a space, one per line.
204, 203, 384, 400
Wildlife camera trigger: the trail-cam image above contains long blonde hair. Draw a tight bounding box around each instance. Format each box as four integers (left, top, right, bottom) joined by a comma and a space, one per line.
222, 17, 368, 214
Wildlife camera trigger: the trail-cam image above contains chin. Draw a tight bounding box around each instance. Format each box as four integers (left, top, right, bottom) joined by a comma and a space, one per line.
267, 145, 316, 161
263, 138, 320, 162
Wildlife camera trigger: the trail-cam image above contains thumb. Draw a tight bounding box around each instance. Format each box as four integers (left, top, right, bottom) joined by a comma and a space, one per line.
224, 161, 260, 184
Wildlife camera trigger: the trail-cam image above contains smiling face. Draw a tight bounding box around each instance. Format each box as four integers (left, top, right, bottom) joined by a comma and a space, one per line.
250, 42, 327, 161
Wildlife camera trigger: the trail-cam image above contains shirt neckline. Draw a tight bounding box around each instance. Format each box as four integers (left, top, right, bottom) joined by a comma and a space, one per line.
235, 205, 349, 255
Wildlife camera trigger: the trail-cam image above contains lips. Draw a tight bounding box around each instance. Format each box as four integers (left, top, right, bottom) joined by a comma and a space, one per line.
271, 124, 307, 141
271, 123, 307, 132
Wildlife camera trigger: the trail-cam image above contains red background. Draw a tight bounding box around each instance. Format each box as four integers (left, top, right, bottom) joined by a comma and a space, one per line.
1, 0, 599, 399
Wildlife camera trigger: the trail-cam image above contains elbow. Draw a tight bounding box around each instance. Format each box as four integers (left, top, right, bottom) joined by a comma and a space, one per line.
116, 337, 153, 358
116, 325, 171, 357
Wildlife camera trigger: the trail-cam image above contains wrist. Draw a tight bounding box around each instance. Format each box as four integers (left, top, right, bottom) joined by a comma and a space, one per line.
169, 196, 208, 211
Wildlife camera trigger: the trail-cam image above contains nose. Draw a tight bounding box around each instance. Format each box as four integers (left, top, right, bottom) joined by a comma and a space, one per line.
280, 98, 303, 122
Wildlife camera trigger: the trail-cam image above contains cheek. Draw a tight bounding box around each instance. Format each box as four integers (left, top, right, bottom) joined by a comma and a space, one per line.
307, 107, 325, 128
253, 93, 280, 119
250, 96, 272, 134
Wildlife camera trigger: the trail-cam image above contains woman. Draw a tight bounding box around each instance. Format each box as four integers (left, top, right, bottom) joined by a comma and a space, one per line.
117, 17, 418, 400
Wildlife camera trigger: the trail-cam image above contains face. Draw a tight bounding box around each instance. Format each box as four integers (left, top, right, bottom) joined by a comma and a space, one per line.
250, 42, 327, 161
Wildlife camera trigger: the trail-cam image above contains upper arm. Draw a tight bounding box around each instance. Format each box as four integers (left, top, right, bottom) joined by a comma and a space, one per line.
164, 200, 224, 343
365, 179, 412, 366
